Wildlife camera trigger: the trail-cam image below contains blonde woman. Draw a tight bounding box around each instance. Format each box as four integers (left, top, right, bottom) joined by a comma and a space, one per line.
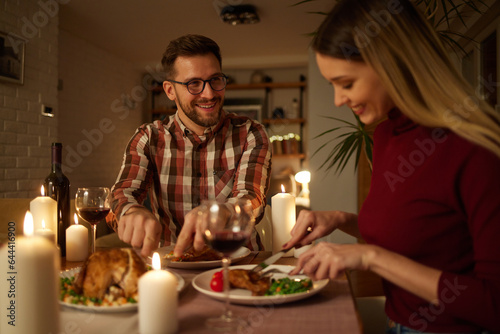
285, 0, 500, 332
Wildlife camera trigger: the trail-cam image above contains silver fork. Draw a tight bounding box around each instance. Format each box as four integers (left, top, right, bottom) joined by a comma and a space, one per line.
249, 247, 293, 275
260, 267, 290, 276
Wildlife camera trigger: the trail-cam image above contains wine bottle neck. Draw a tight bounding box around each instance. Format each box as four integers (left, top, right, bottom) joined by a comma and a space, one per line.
51, 162, 63, 173
51, 143, 63, 172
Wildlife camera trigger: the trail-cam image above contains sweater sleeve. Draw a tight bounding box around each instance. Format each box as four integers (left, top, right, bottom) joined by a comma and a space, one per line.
437, 145, 500, 332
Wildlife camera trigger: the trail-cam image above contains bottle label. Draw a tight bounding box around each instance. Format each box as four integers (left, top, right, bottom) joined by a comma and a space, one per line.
52, 143, 63, 165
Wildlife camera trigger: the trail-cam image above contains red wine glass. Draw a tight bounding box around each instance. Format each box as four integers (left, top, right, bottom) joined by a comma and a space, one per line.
198, 199, 255, 331
75, 187, 110, 254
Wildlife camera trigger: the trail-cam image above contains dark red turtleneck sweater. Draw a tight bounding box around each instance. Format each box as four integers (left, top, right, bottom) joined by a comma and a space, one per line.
358, 110, 500, 333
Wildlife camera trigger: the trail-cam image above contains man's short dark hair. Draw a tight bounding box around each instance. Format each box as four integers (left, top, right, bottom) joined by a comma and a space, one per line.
161, 34, 222, 79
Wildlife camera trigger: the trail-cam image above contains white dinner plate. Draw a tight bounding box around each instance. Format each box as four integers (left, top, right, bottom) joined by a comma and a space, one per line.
192, 264, 329, 305
59, 267, 185, 313
151, 245, 251, 269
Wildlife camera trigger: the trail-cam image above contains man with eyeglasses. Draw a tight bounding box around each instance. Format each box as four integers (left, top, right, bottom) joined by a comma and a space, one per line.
109, 34, 272, 257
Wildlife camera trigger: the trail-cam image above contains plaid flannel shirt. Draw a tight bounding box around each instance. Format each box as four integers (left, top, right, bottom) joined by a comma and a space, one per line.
109, 111, 272, 250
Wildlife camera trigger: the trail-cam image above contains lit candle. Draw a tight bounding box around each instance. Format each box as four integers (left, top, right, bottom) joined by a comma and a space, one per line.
139, 252, 178, 334
271, 184, 296, 256
30, 186, 57, 243
35, 219, 56, 244
66, 214, 89, 262
0, 211, 59, 334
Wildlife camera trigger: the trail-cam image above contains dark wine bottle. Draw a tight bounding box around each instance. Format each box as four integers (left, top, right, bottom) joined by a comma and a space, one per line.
44, 143, 70, 256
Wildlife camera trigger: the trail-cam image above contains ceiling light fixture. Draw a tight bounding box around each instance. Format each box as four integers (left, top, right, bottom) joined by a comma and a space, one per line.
220, 5, 260, 25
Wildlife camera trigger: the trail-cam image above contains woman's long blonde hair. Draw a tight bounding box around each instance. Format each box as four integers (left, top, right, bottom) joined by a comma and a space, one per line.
313, 0, 500, 158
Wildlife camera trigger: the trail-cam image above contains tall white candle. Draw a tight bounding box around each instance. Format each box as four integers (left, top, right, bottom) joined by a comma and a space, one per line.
35, 219, 56, 244
66, 214, 89, 262
139, 252, 178, 334
30, 186, 57, 243
271, 185, 296, 256
0, 211, 60, 334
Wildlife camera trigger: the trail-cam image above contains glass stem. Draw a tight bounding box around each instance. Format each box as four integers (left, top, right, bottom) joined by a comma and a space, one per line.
91, 224, 97, 254
222, 256, 232, 319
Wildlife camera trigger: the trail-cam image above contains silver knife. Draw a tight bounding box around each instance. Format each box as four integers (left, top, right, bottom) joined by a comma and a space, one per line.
250, 247, 293, 274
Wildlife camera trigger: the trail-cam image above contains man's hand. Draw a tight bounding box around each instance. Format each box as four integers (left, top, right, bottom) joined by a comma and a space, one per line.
173, 202, 237, 257
117, 207, 162, 257
173, 207, 205, 257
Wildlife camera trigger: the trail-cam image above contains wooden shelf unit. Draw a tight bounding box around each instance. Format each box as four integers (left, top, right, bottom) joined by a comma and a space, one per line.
240, 82, 306, 161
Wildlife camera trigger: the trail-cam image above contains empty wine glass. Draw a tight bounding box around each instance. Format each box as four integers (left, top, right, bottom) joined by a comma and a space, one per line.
75, 187, 110, 254
198, 199, 255, 331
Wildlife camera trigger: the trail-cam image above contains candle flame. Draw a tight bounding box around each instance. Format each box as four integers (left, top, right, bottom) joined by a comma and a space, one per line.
41, 185, 45, 196
42, 219, 46, 229
24, 211, 34, 237
74, 213, 79, 225
152, 252, 161, 270
281, 184, 285, 193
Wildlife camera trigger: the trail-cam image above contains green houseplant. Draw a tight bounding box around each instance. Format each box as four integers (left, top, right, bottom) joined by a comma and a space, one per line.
297, 0, 488, 174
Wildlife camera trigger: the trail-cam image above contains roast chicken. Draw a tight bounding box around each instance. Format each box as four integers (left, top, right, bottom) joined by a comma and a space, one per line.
165, 245, 222, 262
73, 248, 147, 300
228, 269, 271, 296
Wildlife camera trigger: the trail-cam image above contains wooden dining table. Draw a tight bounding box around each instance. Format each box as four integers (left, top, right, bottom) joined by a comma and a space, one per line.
60, 250, 362, 334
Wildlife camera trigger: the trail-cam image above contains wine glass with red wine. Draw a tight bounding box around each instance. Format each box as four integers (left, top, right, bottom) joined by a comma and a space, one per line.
75, 187, 110, 254
199, 199, 255, 331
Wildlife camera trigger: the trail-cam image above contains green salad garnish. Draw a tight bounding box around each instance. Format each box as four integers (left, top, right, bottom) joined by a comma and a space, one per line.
265, 277, 313, 296
60, 276, 137, 306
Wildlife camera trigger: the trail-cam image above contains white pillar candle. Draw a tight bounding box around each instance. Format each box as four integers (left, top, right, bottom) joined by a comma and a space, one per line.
271, 185, 296, 256
66, 214, 89, 262
139, 252, 178, 334
0, 211, 60, 334
30, 186, 57, 243
35, 219, 56, 244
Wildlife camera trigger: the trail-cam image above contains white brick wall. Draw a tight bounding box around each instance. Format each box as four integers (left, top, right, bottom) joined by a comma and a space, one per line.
0, 0, 59, 198
1, 0, 144, 198
58, 30, 144, 196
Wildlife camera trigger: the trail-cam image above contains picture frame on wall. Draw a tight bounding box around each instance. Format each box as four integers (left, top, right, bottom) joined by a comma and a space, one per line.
0, 31, 25, 85
224, 104, 262, 122
224, 98, 263, 121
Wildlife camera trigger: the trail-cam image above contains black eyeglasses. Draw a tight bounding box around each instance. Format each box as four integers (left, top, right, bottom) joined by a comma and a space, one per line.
167, 75, 227, 95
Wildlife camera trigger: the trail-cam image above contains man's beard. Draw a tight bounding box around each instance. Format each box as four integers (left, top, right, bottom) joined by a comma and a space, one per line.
179, 96, 224, 129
